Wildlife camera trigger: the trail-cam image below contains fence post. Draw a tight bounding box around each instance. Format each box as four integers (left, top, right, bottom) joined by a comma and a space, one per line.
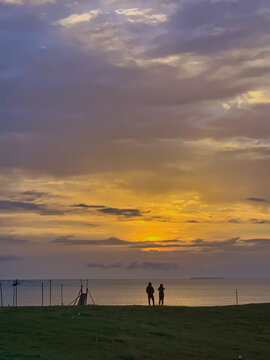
12, 284, 15, 307
235, 289, 239, 306
12, 280, 18, 307
0, 282, 3, 307
41, 282, 44, 307
49, 280, 52, 306
61, 284, 63, 306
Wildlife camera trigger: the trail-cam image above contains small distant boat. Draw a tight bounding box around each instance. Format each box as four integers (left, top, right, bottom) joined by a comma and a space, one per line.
190, 277, 225, 280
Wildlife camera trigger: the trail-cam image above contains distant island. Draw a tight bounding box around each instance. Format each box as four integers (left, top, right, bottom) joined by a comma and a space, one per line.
190, 277, 225, 280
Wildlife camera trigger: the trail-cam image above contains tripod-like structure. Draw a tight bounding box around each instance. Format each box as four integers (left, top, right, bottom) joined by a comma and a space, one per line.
69, 281, 95, 306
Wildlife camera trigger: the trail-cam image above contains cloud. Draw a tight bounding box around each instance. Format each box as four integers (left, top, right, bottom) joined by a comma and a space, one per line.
73, 204, 105, 209
86, 262, 123, 269
51, 235, 270, 254
2, 0, 270, 279
51, 236, 132, 246
0, 200, 41, 211
159, 239, 184, 244
186, 220, 199, 223
0, 0, 21, 3
0, 255, 21, 262
184, 137, 270, 156
0, 0, 54, 4
54, 10, 100, 27
228, 219, 241, 224
148, 0, 270, 57
0, 200, 63, 216
115, 8, 168, 24
250, 218, 270, 225
247, 197, 268, 203
0, 236, 28, 244
130, 237, 270, 253
21, 191, 50, 201
51, 235, 187, 248
130, 237, 243, 251
73, 204, 142, 217
243, 238, 270, 246
98, 207, 142, 217
86, 261, 179, 270
126, 261, 179, 270
223, 90, 270, 111
50, 235, 270, 253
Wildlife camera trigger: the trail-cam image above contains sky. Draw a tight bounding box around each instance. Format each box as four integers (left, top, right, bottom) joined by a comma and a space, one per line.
1, 0, 270, 279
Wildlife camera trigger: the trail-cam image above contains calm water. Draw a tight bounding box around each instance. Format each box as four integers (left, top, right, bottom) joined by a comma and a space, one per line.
0, 279, 270, 307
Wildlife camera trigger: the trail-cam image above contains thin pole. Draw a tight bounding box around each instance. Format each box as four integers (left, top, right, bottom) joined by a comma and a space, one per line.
88, 290, 96, 305
85, 279, 95, 305
49, 280, 52, 306
78, 282, 83, 306
0, 282, 3, 307
15, 282, 17, 307
61, 284, 63, 306
235, 289, 239, 306
86, 279, 88, 306
41, 282, 44, 307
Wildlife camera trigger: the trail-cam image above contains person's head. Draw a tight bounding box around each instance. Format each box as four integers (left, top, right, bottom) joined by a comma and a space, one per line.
148, 282, 152, 286
160, 283, 163, 288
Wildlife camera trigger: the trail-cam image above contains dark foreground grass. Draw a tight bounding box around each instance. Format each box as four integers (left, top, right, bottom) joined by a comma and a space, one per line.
0, 304, 270, 360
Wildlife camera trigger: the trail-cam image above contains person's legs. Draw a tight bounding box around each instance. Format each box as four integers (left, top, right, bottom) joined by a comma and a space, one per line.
148, 295, 155, 306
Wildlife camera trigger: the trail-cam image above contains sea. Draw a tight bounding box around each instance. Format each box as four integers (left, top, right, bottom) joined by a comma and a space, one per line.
0, 279, 270, 307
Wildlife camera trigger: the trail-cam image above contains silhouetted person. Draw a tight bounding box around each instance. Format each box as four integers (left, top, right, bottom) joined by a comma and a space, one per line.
146, 282, 155, 306
158, 283, 165, 305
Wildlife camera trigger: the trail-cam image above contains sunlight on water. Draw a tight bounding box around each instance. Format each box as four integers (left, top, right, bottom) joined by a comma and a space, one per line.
1, 279, 270, 307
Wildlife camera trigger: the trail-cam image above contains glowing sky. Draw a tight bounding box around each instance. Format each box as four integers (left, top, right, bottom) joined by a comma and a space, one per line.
1, 0, 270, 278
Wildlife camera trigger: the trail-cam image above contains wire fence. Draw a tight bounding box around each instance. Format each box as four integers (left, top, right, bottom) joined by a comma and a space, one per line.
0, 280, 94, 307
0, 279, 269, 307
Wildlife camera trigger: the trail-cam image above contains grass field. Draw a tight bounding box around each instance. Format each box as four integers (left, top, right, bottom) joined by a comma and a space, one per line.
0, 304, 270, 359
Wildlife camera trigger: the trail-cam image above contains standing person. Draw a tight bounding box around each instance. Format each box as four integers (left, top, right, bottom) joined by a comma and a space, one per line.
146, 282, 155, 306
158, 284, 165, 306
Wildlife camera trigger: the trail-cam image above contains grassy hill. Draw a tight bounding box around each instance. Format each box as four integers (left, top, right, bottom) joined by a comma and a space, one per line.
0, 304, 270, 359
